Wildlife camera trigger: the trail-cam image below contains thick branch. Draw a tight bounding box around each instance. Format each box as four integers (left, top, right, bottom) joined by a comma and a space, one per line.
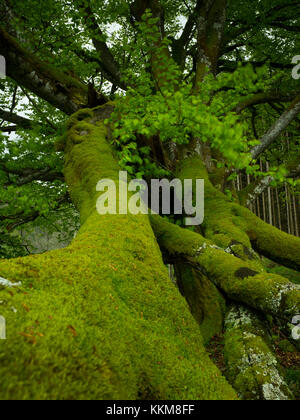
238, 205, 300, 272
194, 0, 227, 89
76, 0, 126, 90
251, 94, 300, 159
234, 92, 297, 114
14, 168, 64, 186
150, 214, 300, 322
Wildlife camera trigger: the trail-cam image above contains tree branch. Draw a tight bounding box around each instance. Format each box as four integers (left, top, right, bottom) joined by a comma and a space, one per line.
0, 162, 64, 186
171, 0, 201, 67
234, 91, 297, 114
75, 0, 126, 90
0, 125, 19, 132
251, 94, 300, 159
150, 214, 300, 321
194, 0, 227, 91
0, 27, 88, 114
0, 108, 33, 128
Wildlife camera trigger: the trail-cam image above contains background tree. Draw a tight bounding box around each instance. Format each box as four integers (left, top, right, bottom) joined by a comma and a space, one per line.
0, 0, 299, 400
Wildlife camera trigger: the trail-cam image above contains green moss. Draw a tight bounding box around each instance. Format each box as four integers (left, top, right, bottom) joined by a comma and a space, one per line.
151, 215, 300, 321
224, 305, 293, 400
0, 107, 237, 400
176, 157, 252, 250
238, 206, 300, 272
175, 264, 226, 344
176, 156, 300, 273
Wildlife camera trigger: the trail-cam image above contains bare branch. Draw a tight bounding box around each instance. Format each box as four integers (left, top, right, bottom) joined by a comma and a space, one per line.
194, 0, 227, 91
0, 125, 19, 132
0, 163, 64, 186
0, 108, 33, 128
75, 0, 126, 90
234, 92, 297, 114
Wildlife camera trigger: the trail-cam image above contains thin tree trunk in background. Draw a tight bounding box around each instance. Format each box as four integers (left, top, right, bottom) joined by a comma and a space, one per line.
260, 160, 267, 222
289, 189, 295, 236
293, 194, 299, 236
247, 174, 254, 213
256, 196, 261, 218
285, 184, 291, 235
276, 188, 282, 231
271, 188, 276, 228
266, 162, 273, 226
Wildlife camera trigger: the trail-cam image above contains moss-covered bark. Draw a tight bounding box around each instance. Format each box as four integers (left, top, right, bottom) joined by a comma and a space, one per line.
176, 156, 300, 272
224, 304, 293, 400
0, 106, 237, 400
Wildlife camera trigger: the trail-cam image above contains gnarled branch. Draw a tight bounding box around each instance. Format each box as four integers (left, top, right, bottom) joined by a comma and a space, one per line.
0, 27, 88, 114
251, 94, 300, 159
